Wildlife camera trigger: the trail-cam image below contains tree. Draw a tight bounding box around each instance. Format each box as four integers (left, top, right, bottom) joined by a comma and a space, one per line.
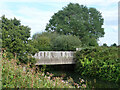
32, 33, 52, 51
32, 32, 81, 51
32, 32, 58, 42
32, 32, 59, 51
52, 35, 81, 51
103, 43, 107, 47
45, 3, 104, 46
1, 15, 37, 63
111, 43, 117, 47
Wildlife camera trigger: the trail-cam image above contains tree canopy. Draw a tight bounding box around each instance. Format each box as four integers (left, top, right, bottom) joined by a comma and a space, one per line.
1, 15, 38, 63
45, 3, 104, 46
32, 32, 81, 51
52, 35, 81, 51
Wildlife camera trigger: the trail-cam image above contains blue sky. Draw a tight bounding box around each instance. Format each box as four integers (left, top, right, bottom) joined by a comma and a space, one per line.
0, 0, 119, 46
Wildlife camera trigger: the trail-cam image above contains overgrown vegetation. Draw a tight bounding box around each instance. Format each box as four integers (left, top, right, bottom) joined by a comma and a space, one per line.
2, 55, 86, 88
1, 2, 119, 88
75, 46, 120, 84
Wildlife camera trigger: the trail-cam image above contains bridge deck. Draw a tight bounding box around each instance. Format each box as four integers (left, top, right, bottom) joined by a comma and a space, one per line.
35, 57, 75, 65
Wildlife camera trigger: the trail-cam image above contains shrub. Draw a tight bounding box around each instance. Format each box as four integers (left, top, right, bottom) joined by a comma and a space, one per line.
2, 51, 37, 65
75, 46, 120, 84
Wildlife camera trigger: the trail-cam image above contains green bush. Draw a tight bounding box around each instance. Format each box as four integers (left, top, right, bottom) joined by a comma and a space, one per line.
2, 51, 14, 59
75, 46, 120, 84
17, 54, 37, 65
2, 51, 37, 65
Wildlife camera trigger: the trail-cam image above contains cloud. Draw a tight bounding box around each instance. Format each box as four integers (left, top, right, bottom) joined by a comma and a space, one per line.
16, 6, 54, 36
99, 30, 118, 46
0, 5, 54, 37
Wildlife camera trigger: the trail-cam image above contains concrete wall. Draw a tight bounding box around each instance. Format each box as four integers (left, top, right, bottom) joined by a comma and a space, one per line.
33, 51, 76, 65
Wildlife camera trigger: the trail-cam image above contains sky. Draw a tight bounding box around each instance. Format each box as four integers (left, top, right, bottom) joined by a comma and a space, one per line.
0, 0, 119, 46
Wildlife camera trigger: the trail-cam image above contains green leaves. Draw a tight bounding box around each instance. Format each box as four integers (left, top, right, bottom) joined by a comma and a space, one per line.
1, 15, 37, 64
2, 58, 77, 88
32, 32, 81, 51
52, 35, 81, 51
45, 3, 104, 47
75, 46, 120, 83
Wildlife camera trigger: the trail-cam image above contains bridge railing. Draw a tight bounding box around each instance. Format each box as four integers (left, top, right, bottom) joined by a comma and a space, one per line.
33, 48, 82, 65
33, 51, 76, 65
33, 51, 75, 59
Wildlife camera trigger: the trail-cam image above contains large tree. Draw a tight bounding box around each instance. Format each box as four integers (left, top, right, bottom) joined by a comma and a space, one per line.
1, 15, 37, 63
45, 3, 104, 46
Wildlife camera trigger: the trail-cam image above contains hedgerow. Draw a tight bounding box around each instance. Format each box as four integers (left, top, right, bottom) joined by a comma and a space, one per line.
75, 46, 120, 84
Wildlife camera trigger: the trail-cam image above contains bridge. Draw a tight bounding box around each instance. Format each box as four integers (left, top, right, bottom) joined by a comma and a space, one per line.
33, 51, 76, 65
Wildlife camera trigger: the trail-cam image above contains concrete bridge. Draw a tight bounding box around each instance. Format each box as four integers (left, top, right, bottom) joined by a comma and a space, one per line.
33, 51, 76, 65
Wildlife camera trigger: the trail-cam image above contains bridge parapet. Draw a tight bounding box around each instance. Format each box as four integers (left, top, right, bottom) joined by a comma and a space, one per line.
33, 51, 76, 65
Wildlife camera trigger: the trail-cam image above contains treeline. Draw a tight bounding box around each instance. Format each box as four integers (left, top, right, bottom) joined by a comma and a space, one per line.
1, 3, 106, 64
32, 32, 81, 51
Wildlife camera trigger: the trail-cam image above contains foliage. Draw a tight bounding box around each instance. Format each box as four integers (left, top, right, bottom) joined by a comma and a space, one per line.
102, 43, 108, 47
1, 15, 38, 63
32, 32, 81, 51
52, 35, 81, 51
32, 32, 58, 41
45, 3, 104, 46
111, 43, 117, 47
32, 32, 59, 50
32, 34, 51, 51
2, 57, 86, 88
75, 47, 120, 84
26, 40, 39, 55
0, 57, 2, 90
2, 15, 30, 54
0, 26, 2, 48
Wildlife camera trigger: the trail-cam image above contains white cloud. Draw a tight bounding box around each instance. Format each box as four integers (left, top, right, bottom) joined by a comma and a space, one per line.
99, 30, 118, 46
16, 7, 54, 36
0, 5, 54, 37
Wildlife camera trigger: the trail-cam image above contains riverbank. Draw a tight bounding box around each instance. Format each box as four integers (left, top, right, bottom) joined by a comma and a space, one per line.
44, 64, 120, 88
